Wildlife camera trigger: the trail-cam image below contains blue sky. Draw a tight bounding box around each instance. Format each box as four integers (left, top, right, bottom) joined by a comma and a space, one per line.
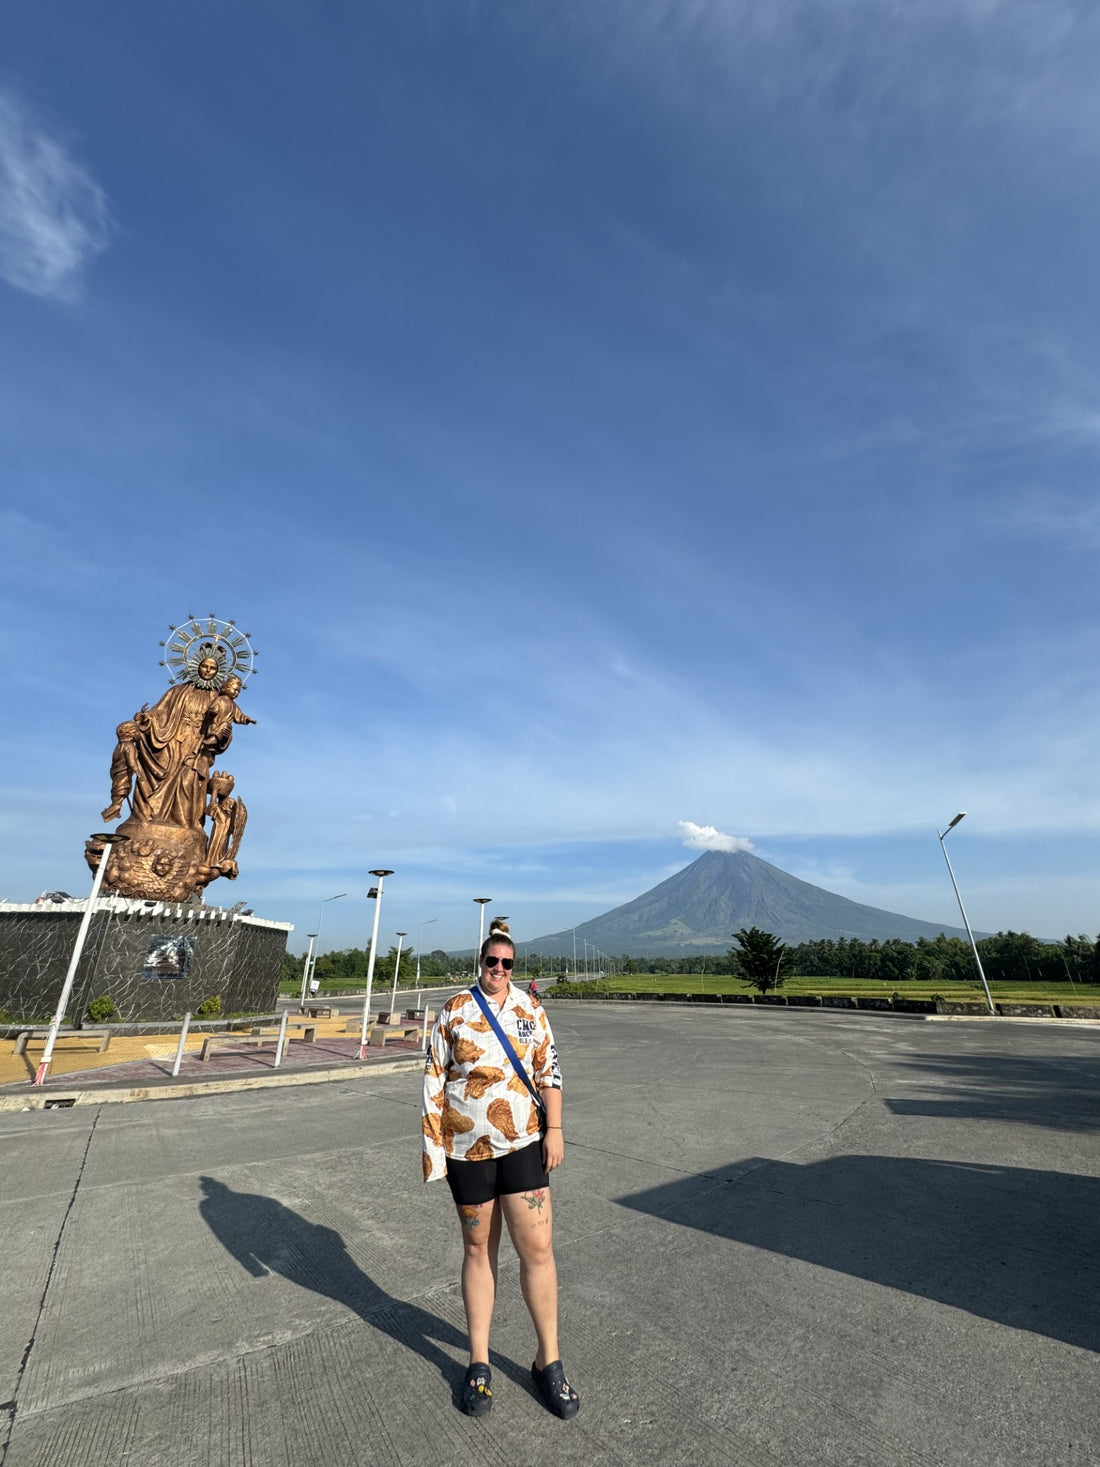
3, 1, 1099, 953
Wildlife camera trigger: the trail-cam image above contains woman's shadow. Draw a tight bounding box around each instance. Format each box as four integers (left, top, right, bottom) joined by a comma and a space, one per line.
198, 1177, 526, 1408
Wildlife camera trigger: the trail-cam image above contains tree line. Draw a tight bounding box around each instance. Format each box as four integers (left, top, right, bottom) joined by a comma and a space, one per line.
725, 927, 1100, 992
784, 930, 1098, 985
282, 946, 460, 987
614, 930, 1099, 986
284, 929, 1100, 991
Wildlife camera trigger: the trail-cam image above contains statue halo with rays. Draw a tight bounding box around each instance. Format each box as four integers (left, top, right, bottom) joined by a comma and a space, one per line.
158, 613, 259, 689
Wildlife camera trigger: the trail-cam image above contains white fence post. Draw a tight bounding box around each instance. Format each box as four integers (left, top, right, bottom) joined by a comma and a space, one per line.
171, 1012, 192, 1077
273, 1009, 289, 1068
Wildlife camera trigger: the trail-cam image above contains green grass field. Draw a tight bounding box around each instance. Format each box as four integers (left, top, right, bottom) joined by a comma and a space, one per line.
279, 969, 1099, 1008
550, 972, 1098, 1006
278, 976, 463, 997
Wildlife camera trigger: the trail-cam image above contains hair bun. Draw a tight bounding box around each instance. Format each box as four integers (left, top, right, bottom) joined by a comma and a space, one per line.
488, 919, 510, 937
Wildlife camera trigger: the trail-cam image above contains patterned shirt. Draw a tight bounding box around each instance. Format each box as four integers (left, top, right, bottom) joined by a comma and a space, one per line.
421, 981, 562, 1182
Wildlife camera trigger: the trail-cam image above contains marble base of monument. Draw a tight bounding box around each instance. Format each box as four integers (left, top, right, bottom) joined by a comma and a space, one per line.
0, 900, 292, 1025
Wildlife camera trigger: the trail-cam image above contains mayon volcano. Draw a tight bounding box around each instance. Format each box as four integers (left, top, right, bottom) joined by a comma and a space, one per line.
526, 850, 976, 956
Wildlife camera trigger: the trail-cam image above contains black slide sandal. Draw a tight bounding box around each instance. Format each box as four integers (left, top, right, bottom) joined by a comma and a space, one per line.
531, 1359, 580, 1419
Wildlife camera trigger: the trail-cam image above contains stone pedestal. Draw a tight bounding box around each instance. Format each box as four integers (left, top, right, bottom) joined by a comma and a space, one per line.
89, 818, 211, 903
0, 900, 291, 1024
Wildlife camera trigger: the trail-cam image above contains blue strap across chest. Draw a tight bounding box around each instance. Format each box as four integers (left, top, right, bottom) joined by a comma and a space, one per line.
470, 986, 546, 1117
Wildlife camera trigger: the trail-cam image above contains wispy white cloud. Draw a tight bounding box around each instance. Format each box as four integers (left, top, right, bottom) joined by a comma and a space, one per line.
0, 93, 112, 299
595, 0, 1099, 147
999, 488, 1100, 553
678, 821, 753, 853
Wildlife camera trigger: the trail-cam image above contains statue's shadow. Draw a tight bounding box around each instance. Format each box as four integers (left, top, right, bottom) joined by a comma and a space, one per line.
198, 1177, 526, 1407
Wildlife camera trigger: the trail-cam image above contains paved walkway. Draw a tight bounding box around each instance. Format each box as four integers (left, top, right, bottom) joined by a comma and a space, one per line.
1, 1003, 1097, 1467
0, 1013, 423, 1096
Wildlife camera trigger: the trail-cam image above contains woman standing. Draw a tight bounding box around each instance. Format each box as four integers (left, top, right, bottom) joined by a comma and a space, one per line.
422, 922, 580, 1419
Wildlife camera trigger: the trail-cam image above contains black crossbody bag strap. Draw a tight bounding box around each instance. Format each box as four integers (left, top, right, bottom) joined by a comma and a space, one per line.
470, 985, 546, 1121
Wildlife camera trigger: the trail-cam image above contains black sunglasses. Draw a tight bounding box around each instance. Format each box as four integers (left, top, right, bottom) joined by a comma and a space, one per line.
483, 955, 514, 970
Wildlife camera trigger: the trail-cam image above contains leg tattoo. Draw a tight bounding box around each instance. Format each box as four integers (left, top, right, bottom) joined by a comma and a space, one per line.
522, 1189, 547, 1214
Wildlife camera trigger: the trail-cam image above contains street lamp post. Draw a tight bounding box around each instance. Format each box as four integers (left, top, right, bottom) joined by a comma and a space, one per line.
359, 870, 394, 1058
473, 897, 491, 976
300, 891, 347, 1010
415, 917, 438, 991
388, 932, 407, 1017
33, 833, 128, 1086
938, 813, 995, 1014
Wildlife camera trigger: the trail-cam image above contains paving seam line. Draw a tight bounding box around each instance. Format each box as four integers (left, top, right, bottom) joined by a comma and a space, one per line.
3, 1282, 469, 1430
923, 1015, 1100, 1027
0, 1055, 425, 1111
0, 1110, 102, 1463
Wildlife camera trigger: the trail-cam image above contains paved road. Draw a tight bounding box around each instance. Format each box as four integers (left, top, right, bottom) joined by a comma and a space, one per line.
1, 1004, 1096, 1466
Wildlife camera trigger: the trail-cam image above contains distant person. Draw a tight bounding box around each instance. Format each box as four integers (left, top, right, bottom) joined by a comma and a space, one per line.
422, 920, 579, 1420
309, 977, 320, 997
528, 979, 540, 1004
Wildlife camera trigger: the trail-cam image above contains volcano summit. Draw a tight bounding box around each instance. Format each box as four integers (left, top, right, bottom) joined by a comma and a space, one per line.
527, 849, 977, 956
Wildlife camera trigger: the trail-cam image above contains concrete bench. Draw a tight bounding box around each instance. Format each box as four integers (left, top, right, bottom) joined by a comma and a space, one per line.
341, 1018, 421, 1046
404, 1009, 435, 1024
14, 1027, 111, 1056
200, 1034, 274, 1061
367, 1024, 422, 1048
302, 1005, 333, 1018
344, 1017, 379, 1033
257, 1022, 317, 1043
199, 1026, 313, 1062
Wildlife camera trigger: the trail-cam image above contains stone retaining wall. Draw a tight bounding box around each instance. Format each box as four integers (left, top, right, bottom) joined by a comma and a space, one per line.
545, 989, 1100, 1021
0, 901, 290, 1023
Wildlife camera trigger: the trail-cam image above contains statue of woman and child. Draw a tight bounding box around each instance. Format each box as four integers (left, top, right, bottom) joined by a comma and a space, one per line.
87, 644, 257, 902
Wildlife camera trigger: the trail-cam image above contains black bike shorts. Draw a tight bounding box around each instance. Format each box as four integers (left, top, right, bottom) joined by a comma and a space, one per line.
445, 1138, 549, 1206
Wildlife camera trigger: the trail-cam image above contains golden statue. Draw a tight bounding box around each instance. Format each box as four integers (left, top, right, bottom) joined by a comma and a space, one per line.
86, 616, 259, 902
203, 770, 248, 882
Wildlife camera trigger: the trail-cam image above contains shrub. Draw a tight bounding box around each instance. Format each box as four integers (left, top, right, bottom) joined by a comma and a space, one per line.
86, 995, 118, 1022
195, 995, 222, 1017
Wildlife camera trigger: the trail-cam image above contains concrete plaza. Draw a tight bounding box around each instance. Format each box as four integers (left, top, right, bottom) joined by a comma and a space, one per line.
0, 1002, 1096, 1466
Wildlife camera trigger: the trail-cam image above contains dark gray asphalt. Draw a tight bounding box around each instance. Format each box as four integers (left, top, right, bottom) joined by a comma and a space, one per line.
0, 1002, 1096, 1466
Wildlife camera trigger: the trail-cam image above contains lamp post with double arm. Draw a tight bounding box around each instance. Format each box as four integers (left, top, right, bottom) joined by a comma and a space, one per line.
300, 891, 347, 1009
415, 917, 438, 991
